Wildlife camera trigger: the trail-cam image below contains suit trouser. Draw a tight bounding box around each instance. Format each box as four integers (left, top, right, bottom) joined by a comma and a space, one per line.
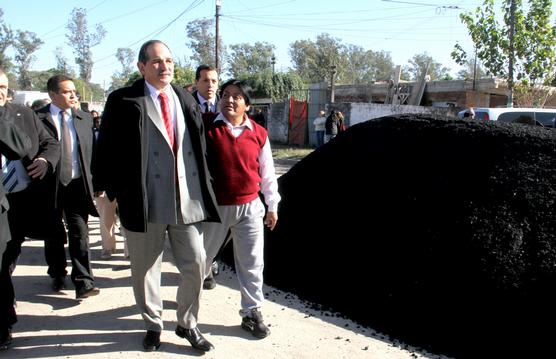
125, 221, 205, 332
0, 211, 15, 332
0, 189, 31, 332
43, 178, 95, 291
203, 197, 266, 317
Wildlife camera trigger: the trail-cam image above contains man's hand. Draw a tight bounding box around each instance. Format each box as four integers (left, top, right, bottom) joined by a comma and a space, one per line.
264, 211, 278, 231
27, 158, 48, 179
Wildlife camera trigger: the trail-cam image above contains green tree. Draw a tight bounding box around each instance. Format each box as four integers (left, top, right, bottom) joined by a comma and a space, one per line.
186, 18, 225, 69
289, 33, 344, 84
0, 9, 14, 70
402, 52, 450, 81
28, 69, 58, 91
455, 55, 487, 81
239, 69, 306, 102
228, 42, 275, 78
74, 78, 104, 102
14, 30, 43, 90
66, 7, 106, 82
54, 46, 75, 77
342, 45, 395, 84
452, 0, 556, 105
109, 47, 136, 91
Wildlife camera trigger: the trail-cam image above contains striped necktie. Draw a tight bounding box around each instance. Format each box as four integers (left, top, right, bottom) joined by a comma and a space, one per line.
1, 155, 19, 193
59, 111, 73, 186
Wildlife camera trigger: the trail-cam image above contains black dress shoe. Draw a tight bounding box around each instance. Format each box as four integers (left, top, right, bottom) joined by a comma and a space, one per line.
0, 327, 12, 351
76, 286, 100, 299
175, 325, 214, 352
203, 272, 216, 290
52, 276, 66, 292
142, 330, 161, 351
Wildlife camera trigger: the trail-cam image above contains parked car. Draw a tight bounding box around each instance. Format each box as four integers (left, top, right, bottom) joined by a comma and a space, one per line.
458, 107, 556, 128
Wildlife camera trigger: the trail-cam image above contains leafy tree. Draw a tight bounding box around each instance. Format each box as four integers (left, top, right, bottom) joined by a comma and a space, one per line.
239, 69, 306, 102
452, 0, 556, 105
402, 52, 450, 81
54, 46, 75, 77
289, 33, 344, 84
0, 9, 14, 70
28, 68, 58, 91
186, 18, 225, 69
228, 42, 275, 77
66, 7, 106, 82
342, 45, 394, 84
109, 47, 135, 91
455, 55, 487, 81
14, 30, 43, 90
73, 78, 104, 102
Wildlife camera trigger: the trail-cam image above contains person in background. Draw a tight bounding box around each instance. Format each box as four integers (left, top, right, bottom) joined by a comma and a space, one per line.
313, 110, 326, 147
192, 64, 219, 114
253, 108, 267, 128
31, 98, 50, 111
93, 40, 220, 353
203, 79, 280, 339
91, 110, 128, 259
35, 74, 99, 300
0, 68, 33, 351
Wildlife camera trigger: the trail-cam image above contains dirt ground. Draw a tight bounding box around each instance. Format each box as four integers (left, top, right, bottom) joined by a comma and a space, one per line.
2, 225, 445, 359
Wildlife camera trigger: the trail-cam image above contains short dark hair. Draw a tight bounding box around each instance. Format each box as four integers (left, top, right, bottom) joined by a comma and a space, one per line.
220, 79, 252, 105
195, 64, 217, 81
47, 74, 74, 93
138, 39, 170, 64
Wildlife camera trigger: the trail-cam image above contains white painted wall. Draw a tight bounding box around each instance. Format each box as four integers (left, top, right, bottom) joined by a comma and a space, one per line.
349, 103, 451, 126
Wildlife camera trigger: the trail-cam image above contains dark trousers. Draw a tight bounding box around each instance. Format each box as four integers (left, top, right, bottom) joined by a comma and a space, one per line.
0, 189, 32, 332
0, 248, 16, 331
44, 178, 95, 292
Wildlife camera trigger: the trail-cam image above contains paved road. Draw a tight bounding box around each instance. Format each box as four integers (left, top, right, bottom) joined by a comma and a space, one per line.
2, 160, 445, 359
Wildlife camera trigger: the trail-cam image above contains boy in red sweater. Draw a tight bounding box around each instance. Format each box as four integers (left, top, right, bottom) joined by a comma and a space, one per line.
203, 79, 280, 339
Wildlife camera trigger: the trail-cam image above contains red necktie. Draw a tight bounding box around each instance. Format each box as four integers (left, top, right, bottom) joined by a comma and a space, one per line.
158, 92, 175, 151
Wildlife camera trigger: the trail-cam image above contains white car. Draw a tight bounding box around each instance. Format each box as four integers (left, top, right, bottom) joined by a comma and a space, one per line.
458, 107, 556, 127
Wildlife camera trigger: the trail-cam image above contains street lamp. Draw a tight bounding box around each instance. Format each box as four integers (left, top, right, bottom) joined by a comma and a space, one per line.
271, 56, 276, 75
330, 64, 337, 103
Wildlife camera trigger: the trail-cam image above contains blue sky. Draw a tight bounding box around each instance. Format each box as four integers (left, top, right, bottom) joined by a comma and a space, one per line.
3, 0, 555, 88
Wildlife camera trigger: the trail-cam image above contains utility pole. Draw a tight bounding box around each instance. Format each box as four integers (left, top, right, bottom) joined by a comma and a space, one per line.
215, 0, 221, 71
507, 0, 516, 108
271, 55, 276, 75
330, 64, 337, 103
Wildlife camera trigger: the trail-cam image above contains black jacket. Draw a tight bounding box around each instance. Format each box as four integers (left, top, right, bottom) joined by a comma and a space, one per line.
93, 79, 220, 232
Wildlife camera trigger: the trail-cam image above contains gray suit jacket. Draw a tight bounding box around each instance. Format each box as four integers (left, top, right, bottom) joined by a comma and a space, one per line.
94, 79, 220, 232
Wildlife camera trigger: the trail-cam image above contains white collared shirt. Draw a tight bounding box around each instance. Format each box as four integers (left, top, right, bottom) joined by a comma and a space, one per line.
49, 104, 82, 180
196, 93, 215, 113
145, 81, 177, 131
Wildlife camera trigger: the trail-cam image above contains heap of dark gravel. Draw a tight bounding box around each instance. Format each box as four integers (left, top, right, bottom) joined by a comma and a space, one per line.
263, 114, 555, 358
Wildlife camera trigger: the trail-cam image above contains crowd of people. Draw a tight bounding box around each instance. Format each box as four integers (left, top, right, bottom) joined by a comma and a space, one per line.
0, 39, 280, 353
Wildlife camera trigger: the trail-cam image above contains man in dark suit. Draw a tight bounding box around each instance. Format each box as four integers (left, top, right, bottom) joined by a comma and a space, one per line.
35, 74, 99, 300
192, 64, 223, 289
0, 68, 59, 351
192, 64, 219, 114
94, 40, 220, 353
0, 68, 32, 351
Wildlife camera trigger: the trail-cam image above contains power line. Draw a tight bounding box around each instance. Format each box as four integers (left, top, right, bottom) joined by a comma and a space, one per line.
93, 0, 204, 71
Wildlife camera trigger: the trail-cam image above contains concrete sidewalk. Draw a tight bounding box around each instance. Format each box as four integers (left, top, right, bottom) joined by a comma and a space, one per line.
3, 219, 442, 359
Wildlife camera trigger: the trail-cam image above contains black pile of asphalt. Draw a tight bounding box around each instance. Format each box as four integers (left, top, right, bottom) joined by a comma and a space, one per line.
262, 114, 556, 358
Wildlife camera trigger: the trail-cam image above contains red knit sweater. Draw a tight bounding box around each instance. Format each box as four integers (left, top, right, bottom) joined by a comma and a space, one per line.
206, 119, 267, 205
